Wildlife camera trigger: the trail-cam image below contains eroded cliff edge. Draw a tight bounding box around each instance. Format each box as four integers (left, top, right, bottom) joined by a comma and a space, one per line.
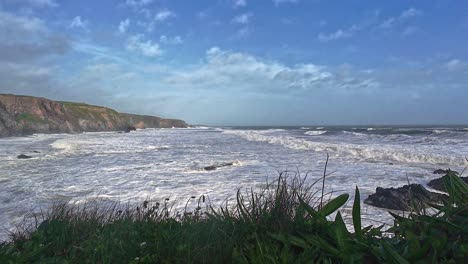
0, 94, 188, 137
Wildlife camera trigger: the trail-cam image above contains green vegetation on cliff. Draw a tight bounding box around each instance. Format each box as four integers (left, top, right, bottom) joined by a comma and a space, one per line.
0, 94, 188, 137
15, 113, 46, 124
1, 171, 466, 263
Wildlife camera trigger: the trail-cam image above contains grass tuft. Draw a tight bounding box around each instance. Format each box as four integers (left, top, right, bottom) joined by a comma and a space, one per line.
1, 170, 467, 263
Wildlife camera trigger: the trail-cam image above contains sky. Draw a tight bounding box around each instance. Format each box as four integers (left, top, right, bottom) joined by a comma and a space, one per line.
0, 0, 467, 126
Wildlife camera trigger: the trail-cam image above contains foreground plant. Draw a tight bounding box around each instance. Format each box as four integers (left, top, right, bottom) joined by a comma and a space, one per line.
0, 170, 467, 263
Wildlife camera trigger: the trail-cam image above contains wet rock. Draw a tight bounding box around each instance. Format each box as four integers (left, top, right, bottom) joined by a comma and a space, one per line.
124, 126, 137, 133
32, 150, 40, 153
17, 154, 33, 159
428, 176, 468, 192
433, 169, 458, 175
204, 162, 235, 171
364, 184, 447, 211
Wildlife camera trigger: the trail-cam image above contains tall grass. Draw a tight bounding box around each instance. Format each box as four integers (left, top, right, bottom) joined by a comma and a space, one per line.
0, 170, 467, 263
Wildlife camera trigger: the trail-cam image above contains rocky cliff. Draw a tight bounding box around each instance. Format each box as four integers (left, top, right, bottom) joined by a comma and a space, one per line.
0, 94, 188, 137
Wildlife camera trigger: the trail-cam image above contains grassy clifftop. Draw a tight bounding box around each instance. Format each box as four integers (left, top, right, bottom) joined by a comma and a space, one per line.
0, 94, 188, 136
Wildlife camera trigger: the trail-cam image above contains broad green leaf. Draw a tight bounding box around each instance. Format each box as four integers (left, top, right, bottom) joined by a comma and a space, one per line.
382, 241, 410, 264
318, 194, 349, 217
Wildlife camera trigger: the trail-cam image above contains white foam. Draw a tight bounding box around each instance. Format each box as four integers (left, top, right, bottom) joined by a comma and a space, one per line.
343, 131, 366, 136
304, 131, 327, 136
223, 130, 467, 166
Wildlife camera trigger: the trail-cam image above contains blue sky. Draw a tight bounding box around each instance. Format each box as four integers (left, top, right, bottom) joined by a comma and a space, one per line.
0, 0, 467, 125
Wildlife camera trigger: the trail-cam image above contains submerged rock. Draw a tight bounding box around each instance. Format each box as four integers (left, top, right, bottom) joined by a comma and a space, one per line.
364, 184, 447, 211
204, 162, 235, 171
17, 154, 33, 159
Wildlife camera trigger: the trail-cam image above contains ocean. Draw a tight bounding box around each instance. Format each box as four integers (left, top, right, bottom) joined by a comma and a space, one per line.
1, 126, 467, 240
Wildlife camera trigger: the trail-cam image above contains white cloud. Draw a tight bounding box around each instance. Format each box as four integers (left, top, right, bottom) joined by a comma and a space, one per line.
125, 0, 153, 8
273, 0, 298, 6
162, 47, 377, 93
318, 25, 360, 42
380, 8, 423, 29
402, 26, 417, 36
118, 19, 130, 34
70, 16, 89, 29
139, 9, 176, 32
8, 0, 58, 8
159, 35, 183, 45
232, 12, 253, 25
0, 10, 46, 34
154, 10, 175, 22
126, 34, 163, 57
234, 0, 247, 8
444, 59, 467, 72
0, 10, 69, 97
380, 18, 395, 29
400, 8, 423, 19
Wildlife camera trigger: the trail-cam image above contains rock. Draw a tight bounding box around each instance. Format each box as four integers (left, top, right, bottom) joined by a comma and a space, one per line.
428, 176, 468, 192
124, 126, 137, 133
364, 184, 447, 211
17, 154, 33, 159
433, 169, 456, 175
32, 150, 40, 153
204, 162, 235, 171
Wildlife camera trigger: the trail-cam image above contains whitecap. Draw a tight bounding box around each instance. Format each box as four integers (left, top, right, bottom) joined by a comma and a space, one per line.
304, 131, 327, 136
223, 130, 467, 166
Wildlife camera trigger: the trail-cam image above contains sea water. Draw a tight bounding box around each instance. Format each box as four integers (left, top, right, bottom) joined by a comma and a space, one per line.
1, 126, 467, 240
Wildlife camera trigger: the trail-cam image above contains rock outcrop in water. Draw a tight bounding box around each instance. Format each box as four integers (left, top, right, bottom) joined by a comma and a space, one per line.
203, 162, 236, 171
428, 175, 468, 192
17, 154, 33, 159
364, 184, 447, 211
0, 94, 188, 137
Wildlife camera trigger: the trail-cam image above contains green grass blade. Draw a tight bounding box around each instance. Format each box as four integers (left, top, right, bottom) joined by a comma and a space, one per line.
352, 186, 362, 239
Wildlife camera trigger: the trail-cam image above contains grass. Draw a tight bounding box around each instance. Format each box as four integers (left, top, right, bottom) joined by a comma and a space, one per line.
58, 101, 90, 107
15, 113, 46, 124
0, 170, 467, 263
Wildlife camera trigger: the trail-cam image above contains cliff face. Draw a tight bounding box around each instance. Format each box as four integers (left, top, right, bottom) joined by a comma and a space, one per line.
0, 94, 188, 137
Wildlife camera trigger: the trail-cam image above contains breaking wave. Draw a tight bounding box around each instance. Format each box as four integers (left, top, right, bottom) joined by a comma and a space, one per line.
304, 131, 327, 136
223, 130, 467, 166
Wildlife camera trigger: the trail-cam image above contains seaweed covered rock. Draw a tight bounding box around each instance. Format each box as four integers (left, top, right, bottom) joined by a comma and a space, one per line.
364, 184, 447, 211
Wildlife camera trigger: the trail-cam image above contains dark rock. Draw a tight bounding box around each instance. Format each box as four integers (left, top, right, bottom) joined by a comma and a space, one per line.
433, 169, 459, 175
428, 176, 468, 192
124, 126, 137, 133
32, 150, 40, 153
364, 184, 447, 211
204, 162, 235, 171
433, 169, 447, 174
17, 154, 33, 159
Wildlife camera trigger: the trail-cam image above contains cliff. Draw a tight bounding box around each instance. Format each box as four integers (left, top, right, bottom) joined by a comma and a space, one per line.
0, 94, 188, 137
